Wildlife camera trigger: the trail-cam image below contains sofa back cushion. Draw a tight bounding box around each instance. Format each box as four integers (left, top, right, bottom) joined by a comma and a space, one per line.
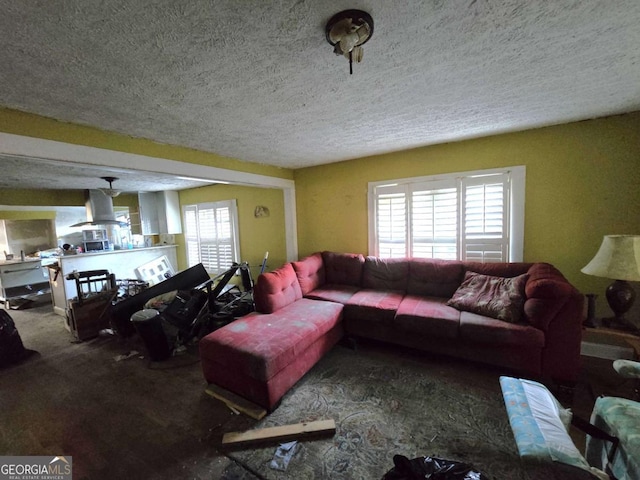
253, 263, 303, 313
362, 257, 409, 291
463, 262, 532, 278
322, 251, 365, 286
407, 259, 464, 297
292, 252, 326, 295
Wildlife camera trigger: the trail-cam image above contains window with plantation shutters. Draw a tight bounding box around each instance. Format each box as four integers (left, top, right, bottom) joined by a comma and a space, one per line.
461, 174, 508, 262
411, 182, 458, 260
183, 200, 240, 274
376, 186, 407, 258
368, 167, 525, 263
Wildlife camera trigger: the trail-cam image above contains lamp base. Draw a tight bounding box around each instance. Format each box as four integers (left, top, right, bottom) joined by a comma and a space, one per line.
601, 316, 640, 335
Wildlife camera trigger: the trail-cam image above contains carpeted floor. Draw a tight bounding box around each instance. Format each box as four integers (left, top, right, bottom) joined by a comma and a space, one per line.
1, 297, 629, 479
1, 298, 258, 479
223, 343, 596, 480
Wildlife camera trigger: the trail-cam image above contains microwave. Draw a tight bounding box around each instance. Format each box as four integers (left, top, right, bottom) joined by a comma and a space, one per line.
83, 240, 110, 252
82, 229, 108, 241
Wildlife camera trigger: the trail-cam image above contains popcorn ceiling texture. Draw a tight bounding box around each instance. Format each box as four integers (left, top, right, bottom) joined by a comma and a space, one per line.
0, 0, 639, 169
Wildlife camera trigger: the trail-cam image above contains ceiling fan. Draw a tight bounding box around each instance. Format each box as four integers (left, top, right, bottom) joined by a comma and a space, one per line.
99, 176, 121, 197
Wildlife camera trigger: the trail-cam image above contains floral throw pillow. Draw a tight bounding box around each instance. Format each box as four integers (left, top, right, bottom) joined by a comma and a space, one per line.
447, 271, 529, 323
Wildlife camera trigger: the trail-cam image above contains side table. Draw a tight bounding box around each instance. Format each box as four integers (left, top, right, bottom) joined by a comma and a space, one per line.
582, 327, 640, 360
581, 327, 640, 402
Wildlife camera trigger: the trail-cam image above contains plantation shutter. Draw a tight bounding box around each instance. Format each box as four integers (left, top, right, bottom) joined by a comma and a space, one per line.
372, 168, 518, 262
183, 200, 239, 273
410, 181, 457, 259
375, 185, 407, 258
183, 205, 200, 268
461, 173, 509, 262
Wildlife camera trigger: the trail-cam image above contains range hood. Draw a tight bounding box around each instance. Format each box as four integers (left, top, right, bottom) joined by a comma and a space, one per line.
70, 190, 128, 228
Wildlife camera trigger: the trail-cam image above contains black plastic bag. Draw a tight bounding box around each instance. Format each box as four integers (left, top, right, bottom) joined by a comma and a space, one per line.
0, 310, 28, 367
382, 454, 488, 480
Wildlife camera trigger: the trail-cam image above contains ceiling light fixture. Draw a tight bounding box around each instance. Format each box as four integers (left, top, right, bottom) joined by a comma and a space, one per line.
99, 176, 121, 197
326, 9, 374, 75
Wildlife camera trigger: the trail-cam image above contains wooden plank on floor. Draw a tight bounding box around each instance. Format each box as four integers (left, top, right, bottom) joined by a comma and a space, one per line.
222, 419, 336, 447
204, 384, 267, 420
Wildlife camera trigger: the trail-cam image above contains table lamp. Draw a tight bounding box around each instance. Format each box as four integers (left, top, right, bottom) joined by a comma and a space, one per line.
581, 235, 640, 333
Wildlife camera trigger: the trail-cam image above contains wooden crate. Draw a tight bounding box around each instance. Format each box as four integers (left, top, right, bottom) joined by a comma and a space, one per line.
68, 291, 116, 341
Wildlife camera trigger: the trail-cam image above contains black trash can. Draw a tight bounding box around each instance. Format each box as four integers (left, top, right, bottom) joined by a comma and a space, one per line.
130, 309, 171, 361
0, 310, 28, 367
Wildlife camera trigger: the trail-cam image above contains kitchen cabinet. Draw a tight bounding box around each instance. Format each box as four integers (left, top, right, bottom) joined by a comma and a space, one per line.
0, 259, 49, 307
138, 191, 182, 235
138, 192, 160, 235
48, 245, 178, 317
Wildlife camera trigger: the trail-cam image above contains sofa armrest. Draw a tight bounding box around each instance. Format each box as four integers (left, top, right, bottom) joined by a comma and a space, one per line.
525, 263, 578, 300
524, 263, 584, 383
524, 263, 583, 330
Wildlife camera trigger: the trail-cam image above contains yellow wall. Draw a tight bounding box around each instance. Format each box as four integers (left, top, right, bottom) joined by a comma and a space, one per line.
177, 184, 286, 275
0, 189, 84, 206
0, 190, 137, 210
0, 210, 56, 220
294, 112, 640, 299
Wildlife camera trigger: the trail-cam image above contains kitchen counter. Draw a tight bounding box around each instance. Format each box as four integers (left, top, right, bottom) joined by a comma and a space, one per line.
63, 244, 177, 258
50, 244, 179, 317
0, 258, 43, 266
0, 258, 50, 307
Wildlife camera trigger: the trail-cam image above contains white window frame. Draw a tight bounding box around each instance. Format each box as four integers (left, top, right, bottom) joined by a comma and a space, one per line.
368, 166, 525, 262
183, 199, 240, 274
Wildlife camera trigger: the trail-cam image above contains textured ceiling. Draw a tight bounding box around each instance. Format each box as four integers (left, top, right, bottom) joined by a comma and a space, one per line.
1, 0, 640, 190
0, 155, 213, 193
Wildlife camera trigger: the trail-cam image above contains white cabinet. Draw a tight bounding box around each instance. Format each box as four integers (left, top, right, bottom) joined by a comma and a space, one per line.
0, 259, 49, 306
138, 192, 160, 235
138, 191, 182, 235
157, 191, 182, 234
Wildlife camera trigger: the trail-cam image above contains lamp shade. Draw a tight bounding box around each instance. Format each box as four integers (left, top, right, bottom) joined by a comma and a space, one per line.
581, 235, 640, 281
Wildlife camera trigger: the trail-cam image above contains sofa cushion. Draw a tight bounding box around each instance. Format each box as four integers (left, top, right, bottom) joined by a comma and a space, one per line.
362, 257, 409, 291
199, 298, 343, 382
345, 289, 405, 323
464, 262, 531, 278
395, 295, 461, 339
253, 263, 302, 314
459, 311, 544, 347
447, 271, 529, 323
306, 284, 359, 304
292, 252, 326, 296
322, 251, 365, 286
407, 259, 464, 297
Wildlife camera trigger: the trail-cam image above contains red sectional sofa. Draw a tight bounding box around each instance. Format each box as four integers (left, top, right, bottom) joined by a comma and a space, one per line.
199, 252, 584, 411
